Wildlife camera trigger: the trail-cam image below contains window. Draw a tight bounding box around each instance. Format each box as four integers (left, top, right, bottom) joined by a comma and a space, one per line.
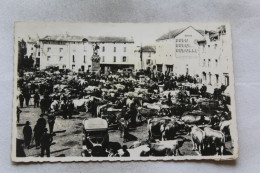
60, 48, 63, 52
114, 47, 116, 52
215, 59, 218, 67
47, 56, 51, 61
84, 56, 86, 63
73, 55, 75, 62
59, 56, 63, 61
208, 45, 210, 48
72, 65, 75, 69
203, 59, 206, 67
102, 46, 105, 52
47, 47, 51, 52
124, 47, 126, 52
122, 56, 126, 62
149, 52, 151, 57
114, 56, 116, 62
102, 56, 105, 62
208, 59, 211, 67
31, 48, 33, 50
216, 74, 219, 84
214, 44, 217, 49
38, 52, 40, 56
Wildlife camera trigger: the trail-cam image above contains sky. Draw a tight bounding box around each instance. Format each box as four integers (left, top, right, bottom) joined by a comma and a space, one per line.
15, 22, 228, 45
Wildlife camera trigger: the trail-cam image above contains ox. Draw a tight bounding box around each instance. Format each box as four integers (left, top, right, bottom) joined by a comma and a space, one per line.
219, 120, 232, 141
204, 127, 225, 155
190, 125, 205, 155
147, 117, 171, 141
149, 138, 187, 156
50, 100, 60, 113
126, 145, 150, 157
181, 114, 211, 125
161, 120, 186, 141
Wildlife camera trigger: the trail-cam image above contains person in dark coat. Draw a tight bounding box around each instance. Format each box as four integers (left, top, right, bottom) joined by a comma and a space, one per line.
61, 101, 68, 119
40, 128, 53, 157
23, 121, 32, 149
24, 91, 31, 107
47, 112, 56, 134
34, 114, 46, 148
17, 107, 22, 123
129, 102, 137, 127
40, 98, 46, 114
34, 92, 40, 108
19, 93, 24, 108
121, 145, 130, 157
67, 100, 74, 119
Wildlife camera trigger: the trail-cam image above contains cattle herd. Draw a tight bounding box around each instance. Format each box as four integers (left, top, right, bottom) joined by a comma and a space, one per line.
16, 68, 233, 157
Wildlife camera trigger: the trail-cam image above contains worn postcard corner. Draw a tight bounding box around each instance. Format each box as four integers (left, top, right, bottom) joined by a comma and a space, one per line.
12, 22, 238, 162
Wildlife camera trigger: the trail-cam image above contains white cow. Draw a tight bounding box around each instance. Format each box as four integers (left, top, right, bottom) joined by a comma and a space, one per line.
190, 125, 205, 155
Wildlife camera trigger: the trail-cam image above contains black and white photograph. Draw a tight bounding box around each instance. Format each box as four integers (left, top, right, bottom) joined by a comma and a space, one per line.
12, 22, 238, 162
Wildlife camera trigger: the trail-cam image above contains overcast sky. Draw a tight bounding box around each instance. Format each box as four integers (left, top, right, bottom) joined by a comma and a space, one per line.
15, 22, 227, 45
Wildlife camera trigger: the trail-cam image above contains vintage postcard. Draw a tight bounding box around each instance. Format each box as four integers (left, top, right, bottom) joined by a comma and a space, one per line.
12, 22, 238, 162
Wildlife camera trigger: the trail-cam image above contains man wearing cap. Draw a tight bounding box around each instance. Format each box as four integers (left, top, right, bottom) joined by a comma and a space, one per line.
47, 112, 56, 134
40, 128, 53, 157
23, 121, 32, 149
34, 114, 46, 148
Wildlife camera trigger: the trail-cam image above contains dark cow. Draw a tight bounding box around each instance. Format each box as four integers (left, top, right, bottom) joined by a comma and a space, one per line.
147, 117, 171, 141
149, 138, 187, 156
204, 126, 225, 155
161, 120, 186, 141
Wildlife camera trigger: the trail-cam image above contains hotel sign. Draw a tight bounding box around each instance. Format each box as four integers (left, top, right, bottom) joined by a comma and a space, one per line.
175, 36, 198, 55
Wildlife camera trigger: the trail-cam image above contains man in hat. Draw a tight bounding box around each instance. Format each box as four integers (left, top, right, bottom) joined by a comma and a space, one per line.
34, 92, 40, 108
19, 93, 24, 108
16, 107, 22, 123
47, 112, 56, 134
23, 121, 32, 149
34, 114, 46, 148
40, 128, 53, 157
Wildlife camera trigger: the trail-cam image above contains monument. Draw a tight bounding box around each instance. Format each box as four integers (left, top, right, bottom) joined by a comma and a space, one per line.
91, 43, 101, 73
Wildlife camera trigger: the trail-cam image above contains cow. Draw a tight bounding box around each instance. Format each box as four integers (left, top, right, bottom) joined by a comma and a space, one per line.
126, 145, 150, 157
219, 120, 232, 141
181, 114, 211, 125
204, 126, 225, 155
190, 125, 205, 155
50, 100, 60, 114
118, 118, 129, 143
161, 120, 186, 141
147, 117, 171, 141
149, 138, 187, 156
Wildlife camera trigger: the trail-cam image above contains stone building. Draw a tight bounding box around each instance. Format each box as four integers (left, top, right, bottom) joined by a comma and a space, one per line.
198, 25, 231, 87
155, 26, 204, 75
38, 35, 136, 73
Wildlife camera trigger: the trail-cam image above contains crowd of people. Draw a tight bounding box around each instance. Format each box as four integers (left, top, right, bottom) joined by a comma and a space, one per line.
16, 67, 232, 157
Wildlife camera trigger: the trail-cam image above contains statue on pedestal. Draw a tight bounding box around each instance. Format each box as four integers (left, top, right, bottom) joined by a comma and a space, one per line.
91, 43, 101, 73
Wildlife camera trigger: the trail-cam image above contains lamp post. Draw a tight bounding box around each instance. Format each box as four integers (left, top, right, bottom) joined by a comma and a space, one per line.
136, 44, 143, 70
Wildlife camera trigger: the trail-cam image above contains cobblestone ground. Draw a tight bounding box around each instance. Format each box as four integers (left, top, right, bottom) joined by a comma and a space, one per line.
16, 105, 233, 157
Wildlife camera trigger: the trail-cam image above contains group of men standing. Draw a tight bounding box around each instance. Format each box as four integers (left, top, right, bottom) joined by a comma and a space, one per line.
22, 114, 54, 157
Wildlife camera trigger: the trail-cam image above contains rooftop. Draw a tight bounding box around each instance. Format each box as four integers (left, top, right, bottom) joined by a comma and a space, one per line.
40, 35, 134, 43
156, 26, 204, 41
142, 45, 156, 53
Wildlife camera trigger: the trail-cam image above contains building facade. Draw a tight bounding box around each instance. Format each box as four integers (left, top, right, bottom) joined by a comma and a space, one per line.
38, 35, 136, 73
198, 25, 231, 87
155, 26, 204, 74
